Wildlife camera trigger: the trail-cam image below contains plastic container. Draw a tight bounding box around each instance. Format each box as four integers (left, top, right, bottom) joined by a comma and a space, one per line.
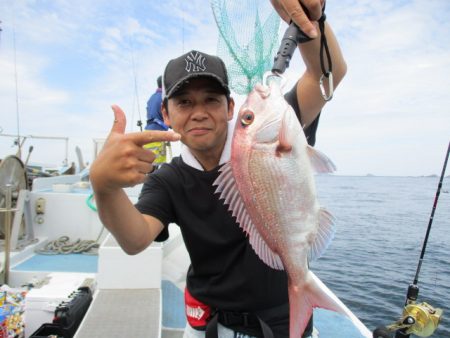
0, 308, 9, 338
52, 184, 73, 193
29, 323, 67, 338
24, 273, 95, 338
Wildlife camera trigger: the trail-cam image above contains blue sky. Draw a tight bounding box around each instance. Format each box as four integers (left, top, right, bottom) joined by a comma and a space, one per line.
1, 0, 449, 176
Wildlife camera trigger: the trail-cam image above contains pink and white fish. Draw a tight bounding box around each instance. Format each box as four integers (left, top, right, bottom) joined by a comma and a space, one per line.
214, 82, 365, 337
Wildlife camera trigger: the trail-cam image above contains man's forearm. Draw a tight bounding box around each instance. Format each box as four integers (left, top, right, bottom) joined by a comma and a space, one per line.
294, 20, 347, 127
299, 21, 346, 85
95, 189, 156, 255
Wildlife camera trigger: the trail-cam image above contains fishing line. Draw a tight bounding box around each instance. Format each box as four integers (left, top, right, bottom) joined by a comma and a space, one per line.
0, 20, 3, 49
12, 9, 22, 159
0, 21, 3, 134
180, 0, 185, 54
129, 38, 143, 132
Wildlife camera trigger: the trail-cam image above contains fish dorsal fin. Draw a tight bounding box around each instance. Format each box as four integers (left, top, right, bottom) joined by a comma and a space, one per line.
213, 162, 284, 270
307, 145, 337, 173
308, 207, 336, 262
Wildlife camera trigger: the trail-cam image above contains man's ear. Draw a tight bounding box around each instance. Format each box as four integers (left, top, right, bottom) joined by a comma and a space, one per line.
227, 97, 235, 121
162, 103, 171, 127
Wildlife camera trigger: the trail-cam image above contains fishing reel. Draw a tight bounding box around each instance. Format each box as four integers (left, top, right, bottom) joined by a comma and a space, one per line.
373, 301, 443, 338
374, 143, 448, 338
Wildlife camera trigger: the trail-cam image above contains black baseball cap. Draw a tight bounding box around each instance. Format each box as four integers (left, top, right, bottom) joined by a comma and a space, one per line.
163, 50, 230, 99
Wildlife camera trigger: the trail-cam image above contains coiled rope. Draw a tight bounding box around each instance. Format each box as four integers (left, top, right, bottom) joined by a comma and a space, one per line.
35, 235, 100, 255
34, 192, 106, 255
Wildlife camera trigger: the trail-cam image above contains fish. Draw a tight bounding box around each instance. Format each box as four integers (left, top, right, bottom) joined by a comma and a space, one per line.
213, 82, 365, 337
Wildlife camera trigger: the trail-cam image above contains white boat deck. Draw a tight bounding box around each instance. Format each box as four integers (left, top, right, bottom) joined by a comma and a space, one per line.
74, 289, 161, 338
0, 174, 373, 338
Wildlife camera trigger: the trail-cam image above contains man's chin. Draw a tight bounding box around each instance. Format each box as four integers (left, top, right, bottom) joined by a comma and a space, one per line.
184, 139, 214, 152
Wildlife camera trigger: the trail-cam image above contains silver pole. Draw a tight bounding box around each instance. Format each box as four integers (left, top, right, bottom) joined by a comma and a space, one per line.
3, 185, 12, 285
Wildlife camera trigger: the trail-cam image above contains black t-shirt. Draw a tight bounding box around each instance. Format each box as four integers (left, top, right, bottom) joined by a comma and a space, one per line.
135, 85, 320, 312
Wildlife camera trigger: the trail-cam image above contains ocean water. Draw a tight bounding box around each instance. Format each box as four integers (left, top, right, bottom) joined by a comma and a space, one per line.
312, 175, 450, 337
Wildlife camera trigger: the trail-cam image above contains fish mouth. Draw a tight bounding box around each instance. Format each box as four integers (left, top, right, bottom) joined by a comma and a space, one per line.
255, 84, 271, 98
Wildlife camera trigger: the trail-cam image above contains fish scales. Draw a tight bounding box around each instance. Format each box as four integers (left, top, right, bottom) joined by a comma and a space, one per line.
214, 82, 370, 337
247, 150, 314, 260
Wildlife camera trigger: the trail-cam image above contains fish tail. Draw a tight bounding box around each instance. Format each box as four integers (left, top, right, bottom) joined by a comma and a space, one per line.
288, 283, 313, 337
289, 272, 372, 337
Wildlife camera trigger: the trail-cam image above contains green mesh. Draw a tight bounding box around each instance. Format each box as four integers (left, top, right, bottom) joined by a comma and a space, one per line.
211, 0, 281, 95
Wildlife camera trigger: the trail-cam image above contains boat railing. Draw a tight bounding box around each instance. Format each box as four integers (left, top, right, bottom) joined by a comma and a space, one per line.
0, 133, 69, 166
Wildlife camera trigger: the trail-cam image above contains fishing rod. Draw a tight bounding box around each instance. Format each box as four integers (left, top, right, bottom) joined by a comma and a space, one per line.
373, 141, 449, 338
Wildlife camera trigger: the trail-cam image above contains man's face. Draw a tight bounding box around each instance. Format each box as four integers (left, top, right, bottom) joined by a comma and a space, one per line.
162, 77, 234, 154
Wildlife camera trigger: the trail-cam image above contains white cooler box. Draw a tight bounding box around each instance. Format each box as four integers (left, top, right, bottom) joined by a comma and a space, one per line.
24, 272, 96, 338
97, 234, 162, 289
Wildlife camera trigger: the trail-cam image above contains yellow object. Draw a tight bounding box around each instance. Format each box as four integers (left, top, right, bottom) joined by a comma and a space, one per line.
386, 302, 443, 337
403, 302, 443, 337
0, 292, 5, 307
143, 142, 167, 164
35, 198, 46, 214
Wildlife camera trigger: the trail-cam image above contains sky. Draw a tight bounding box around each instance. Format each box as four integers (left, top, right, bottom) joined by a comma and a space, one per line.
0, 0, 449, 176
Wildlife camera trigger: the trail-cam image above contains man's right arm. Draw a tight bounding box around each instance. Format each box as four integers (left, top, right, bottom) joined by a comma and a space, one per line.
90, 105, 180, 254
94, 188, 165, 255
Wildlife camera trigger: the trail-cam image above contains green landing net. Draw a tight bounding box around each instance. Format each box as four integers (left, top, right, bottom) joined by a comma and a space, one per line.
210, 0, 281, 95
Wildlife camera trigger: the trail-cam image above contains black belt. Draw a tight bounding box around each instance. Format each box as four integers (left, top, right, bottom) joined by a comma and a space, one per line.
206, 310, 274, 338
204, 303, 313, 338
220, 311, 260, 328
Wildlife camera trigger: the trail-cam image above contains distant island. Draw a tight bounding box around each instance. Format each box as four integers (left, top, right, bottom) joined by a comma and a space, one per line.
314, 173, 450, 178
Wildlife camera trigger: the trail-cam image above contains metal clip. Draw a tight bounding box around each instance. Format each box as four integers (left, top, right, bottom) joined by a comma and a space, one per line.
319, 71, 334, 101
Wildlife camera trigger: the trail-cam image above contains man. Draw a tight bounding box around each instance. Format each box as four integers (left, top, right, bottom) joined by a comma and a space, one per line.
90, 1, 346, 337
144, 76, 170, 167
145, 75, 169, 131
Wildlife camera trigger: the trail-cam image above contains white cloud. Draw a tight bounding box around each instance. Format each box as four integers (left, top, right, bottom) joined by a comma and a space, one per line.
310, 0, 450, 175
0, 0, 449, 175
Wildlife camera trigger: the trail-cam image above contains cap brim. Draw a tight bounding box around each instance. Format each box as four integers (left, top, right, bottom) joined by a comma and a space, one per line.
165, 73, 230, 98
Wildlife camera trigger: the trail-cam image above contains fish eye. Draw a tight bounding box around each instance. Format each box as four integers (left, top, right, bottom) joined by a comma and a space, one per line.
240, 111, 254, 126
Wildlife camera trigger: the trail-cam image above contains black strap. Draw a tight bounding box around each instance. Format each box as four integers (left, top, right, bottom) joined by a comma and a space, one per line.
205, 312, 220, 338
205, 311, 274, 338
257, 316, 275, 338
318, 14, 332, 78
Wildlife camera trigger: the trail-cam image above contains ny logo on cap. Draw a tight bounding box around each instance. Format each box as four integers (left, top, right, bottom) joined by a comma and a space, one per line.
185, 51, 206, 73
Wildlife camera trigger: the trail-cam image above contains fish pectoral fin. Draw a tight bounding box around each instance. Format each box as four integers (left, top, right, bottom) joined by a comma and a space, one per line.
308, 208, 335, 262
213, 162, 284, 270
276, 105, 295, 155
276, 141, 293, 155
307, 145, 337, 173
